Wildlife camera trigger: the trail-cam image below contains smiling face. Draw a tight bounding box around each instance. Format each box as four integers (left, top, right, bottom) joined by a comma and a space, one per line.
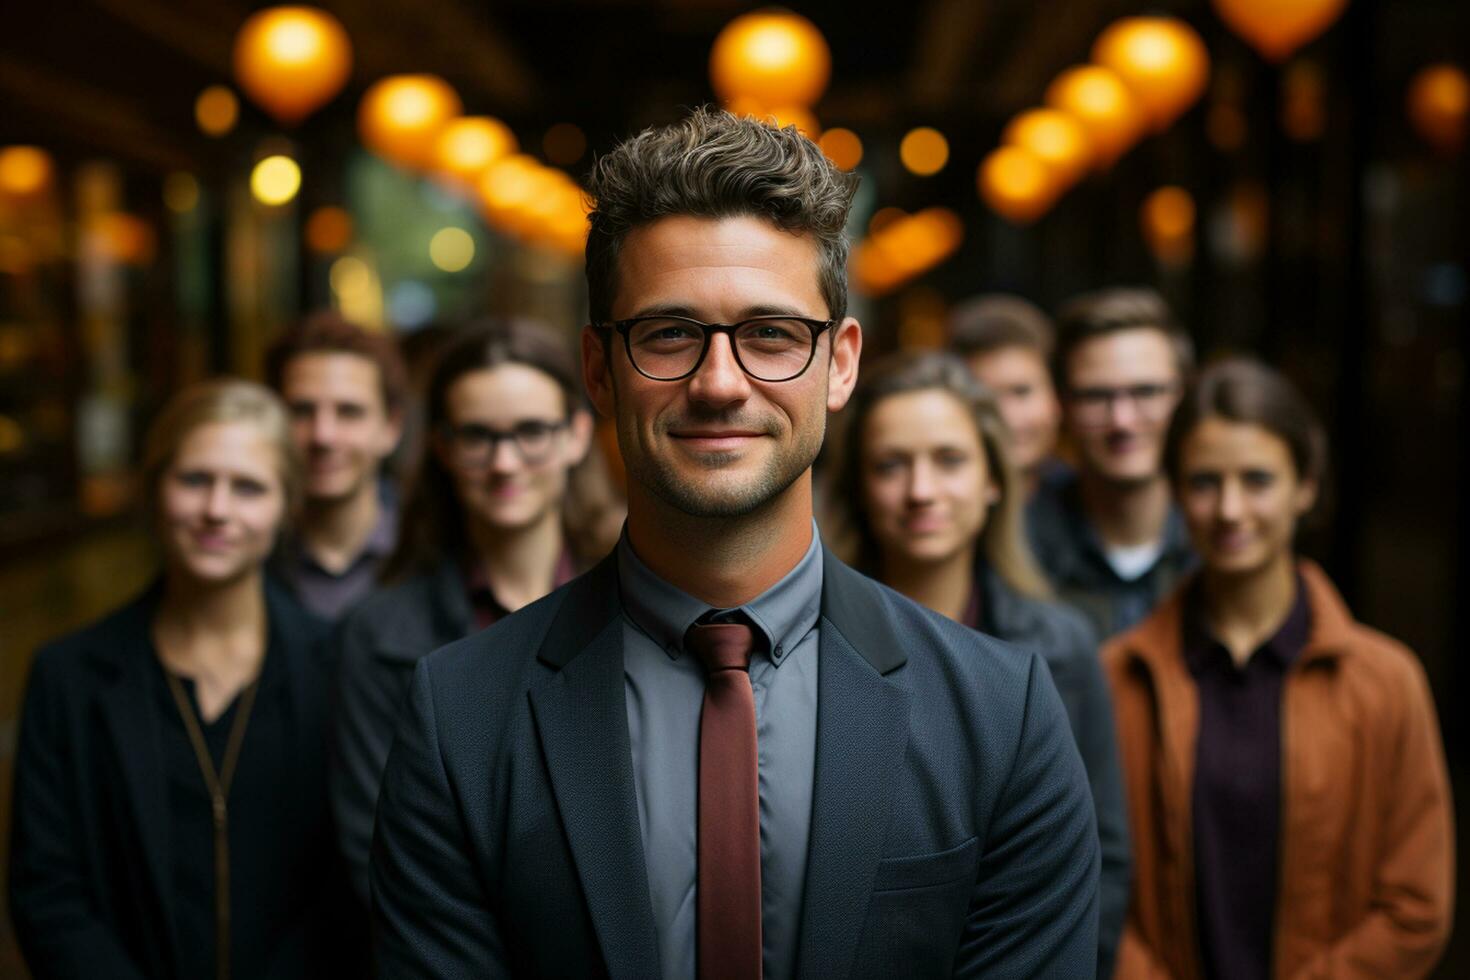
583, 214, 861, 520
967, 345, 1061, 476
860, 388, 998, 569
1063, 327, 1182, 486
280, 351, 401, 504
435, 364, 592, 537
1177, 417, 1317, 578
158, 420, 288, 585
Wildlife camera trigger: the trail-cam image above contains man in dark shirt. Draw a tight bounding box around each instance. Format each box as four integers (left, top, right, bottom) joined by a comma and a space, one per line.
1028, 287, 1196, 638
266, 313, 407, 620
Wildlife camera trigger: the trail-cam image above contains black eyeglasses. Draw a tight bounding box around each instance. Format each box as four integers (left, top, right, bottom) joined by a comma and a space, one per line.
1065, 382, 1181, 428
597, 314, 836, 382
441, 419, 568, 466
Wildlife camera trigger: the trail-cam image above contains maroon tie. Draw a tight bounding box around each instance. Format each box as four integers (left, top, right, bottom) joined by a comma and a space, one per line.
685, 616, 763, 980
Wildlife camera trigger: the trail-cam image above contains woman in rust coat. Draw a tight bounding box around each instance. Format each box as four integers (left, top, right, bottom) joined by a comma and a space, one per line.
1104, 358, 1453, 980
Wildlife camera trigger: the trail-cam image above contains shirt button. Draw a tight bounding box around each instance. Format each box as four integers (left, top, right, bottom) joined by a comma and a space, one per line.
773, 643, 784, 661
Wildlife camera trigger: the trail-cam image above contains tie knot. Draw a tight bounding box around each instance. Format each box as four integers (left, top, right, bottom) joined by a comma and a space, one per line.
685, 612, 759, 674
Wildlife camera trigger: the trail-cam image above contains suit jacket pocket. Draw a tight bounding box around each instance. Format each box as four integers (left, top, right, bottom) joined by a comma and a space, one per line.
870, 836, 979, 892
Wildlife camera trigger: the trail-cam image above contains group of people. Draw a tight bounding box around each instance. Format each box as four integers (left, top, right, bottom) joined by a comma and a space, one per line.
8, 106, 1455, 979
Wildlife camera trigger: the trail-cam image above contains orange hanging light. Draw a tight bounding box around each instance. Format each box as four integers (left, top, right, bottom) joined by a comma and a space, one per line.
1002, 109, 1094, 192
434, 116, 518, 186
1407, 64, 1470, 156
1045, 65, 1145, 169
232, 6, 352, 125
977, 146, 1058, 226
1211, 0, 1348, 63
358, 75, 462, 171
1092, 17, 1211, 132
710, 11, 831, 109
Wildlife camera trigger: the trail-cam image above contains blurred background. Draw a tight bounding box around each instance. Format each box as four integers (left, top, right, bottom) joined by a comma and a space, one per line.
1, 1, 1466, 975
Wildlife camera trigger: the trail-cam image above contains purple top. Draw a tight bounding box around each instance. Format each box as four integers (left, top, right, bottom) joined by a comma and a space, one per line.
273, 482, 399, 622
1182, 577, 1311, 980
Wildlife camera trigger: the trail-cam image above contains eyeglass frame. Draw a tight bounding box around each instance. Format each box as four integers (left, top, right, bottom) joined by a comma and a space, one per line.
1063, 381, 1182, 427
594, 314, 838, 383
438, 417, 571, 467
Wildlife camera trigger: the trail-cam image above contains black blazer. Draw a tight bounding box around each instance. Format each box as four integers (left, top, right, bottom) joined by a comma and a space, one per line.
330, 559, 473, 900
370, 548, 1101, 979
7, 580, 360, 979
977, 561, 1131, 978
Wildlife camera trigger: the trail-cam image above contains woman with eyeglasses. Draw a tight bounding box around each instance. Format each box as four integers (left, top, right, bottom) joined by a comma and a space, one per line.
329, 318, 622, 900
823, 350, 1131, 978
1105, 358, 1453, 979
9, 380, 359, 979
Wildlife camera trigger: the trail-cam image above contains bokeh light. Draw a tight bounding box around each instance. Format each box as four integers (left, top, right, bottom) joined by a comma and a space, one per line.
710, 11, 831, 108
435, 116, 518, 186
232, 6, 352, 124
250, 155, 301, 206
305, 206, 354, 253
1092, 17, 1211, 132
978, 146, 1058, 225
195, 85, 240, 137
429, 227, 476, 272
1045, 65, 1144, 168
1212, 0, 1348, 63
900, 127, 949, 176
1408, 63, 1470, 154
0, 147, 55, 198
358, 75, 463, 171
818, 127, 863, 169
1002, 109, 1093, 191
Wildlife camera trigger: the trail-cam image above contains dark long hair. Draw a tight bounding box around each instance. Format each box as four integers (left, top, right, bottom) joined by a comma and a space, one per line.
380, 318, 622, 582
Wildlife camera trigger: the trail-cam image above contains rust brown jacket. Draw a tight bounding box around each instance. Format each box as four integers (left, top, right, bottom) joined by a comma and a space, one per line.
1102, 560, 1454, 980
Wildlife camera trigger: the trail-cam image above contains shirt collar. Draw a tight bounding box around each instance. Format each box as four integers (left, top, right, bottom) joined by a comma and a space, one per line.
1182, 573, 1313, 675
616, 521, 824, 667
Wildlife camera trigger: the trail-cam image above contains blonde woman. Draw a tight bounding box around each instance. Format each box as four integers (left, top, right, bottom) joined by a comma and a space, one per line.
826, 349, 1130, 978
9, 380, 359, 980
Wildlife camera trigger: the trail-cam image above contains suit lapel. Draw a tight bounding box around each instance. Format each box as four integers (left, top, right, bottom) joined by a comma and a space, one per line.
94, 599, 177, 956
527, 556, 661, 979
796, 554, 912, 978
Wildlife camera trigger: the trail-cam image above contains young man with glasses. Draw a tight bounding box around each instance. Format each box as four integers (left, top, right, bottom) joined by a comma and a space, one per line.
370, 107, 1098, 979
1028, 287, 1197, 639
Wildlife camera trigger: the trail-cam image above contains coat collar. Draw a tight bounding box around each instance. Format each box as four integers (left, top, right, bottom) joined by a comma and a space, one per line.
530, 548, 912, 978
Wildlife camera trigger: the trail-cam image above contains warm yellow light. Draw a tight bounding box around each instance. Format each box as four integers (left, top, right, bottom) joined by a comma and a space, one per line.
818, 127, 863, 169
0, 146, 54, 197
358, 75, 463, 171
435, 116, 518, 185
1045, 65, 1144, 169
868, 207, 906, 235
710, 11, 831, 108
429, 227, 475, 272
233, 6, 352, 124
250, 155, 302, 206
900, 127, 949, 176
305, 206, 354, 253
1408, 63, 1470, 155
195, 85, 240, 137
1093, 17, 1211, 132
1212, 0, 1348, 63
478, 154, 543, 215
853, 208, 964, 296
163, 172, 200, 213
543, 123, 587, 166
977, 146, 1058, 225
1002, 109, 1093, 191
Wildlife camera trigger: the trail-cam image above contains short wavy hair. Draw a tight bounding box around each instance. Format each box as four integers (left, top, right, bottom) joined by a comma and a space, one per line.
585, 105, 860, 326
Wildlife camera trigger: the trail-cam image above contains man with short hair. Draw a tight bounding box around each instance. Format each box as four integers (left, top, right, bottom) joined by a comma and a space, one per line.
1028, 287, 1196, 639
949, 293, 1067, 496
370, 107, 1099, 979
266, 312, 406, 620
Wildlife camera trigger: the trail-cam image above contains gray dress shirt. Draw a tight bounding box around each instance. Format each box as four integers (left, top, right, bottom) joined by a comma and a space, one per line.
618, 527, 822, 980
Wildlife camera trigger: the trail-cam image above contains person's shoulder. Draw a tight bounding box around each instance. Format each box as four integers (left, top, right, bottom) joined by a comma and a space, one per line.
827, 562, 1040, 697
25, 590, 155, 705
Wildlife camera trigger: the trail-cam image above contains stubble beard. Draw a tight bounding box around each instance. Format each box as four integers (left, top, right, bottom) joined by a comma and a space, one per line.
620, 409, 825, 520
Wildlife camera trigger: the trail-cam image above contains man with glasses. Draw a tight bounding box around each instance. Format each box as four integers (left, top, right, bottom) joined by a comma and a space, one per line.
370, 107, 1098, 979
1028, 287, 1197, 639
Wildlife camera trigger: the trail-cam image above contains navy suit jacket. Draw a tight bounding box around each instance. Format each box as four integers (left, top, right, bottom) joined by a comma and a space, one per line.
370, 548, 1100, 978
